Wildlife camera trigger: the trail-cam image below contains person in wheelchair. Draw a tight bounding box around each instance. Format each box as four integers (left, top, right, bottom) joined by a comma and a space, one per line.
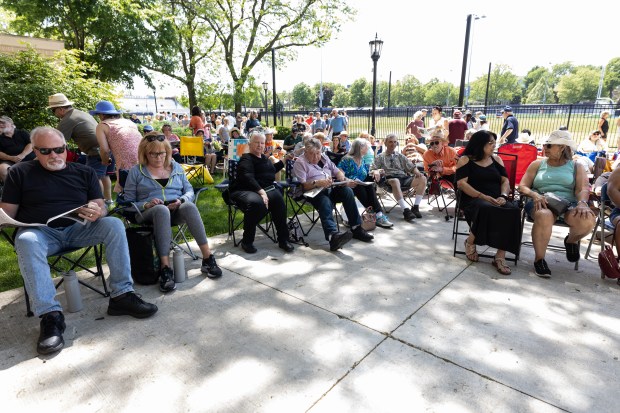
370, 133, 427, 221
339, 138, 394, 228
519, 130, 596, 277
455, 130, 521, 275
1, 127, 158, 355
124, 135, 222, 292
229, 130, 294, 254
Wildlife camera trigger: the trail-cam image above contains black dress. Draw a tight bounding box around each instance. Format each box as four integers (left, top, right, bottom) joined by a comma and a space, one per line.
455, 157, 521, 254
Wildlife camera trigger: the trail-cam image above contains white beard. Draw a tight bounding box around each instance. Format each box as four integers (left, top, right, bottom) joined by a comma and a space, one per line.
45, 159, 66, 171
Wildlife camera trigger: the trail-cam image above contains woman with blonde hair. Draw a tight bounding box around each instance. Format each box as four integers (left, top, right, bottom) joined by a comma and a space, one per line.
406, 111, 425, 141
598, 110, 610, 140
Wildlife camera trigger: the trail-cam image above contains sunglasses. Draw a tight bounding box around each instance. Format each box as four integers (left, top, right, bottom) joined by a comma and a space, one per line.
146, 135, 166, 142
35, 145, 66, 155
148, 151, 167, 158
429, 141, 442, 146
544, 144, 557, 149
592, 132, 601, 135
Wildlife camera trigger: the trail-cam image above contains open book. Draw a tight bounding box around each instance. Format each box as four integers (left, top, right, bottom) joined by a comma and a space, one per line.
0, 205, 89, 228
303, 180, 372, 198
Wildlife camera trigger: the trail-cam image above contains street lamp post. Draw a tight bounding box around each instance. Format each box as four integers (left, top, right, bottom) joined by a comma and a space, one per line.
262, 81, 269, 127
459, 14, 485, 107
369, 33, 383, 137
465, 14, 485, 107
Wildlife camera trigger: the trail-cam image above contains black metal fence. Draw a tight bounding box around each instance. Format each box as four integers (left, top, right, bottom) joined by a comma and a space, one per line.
264, 104, 620, 148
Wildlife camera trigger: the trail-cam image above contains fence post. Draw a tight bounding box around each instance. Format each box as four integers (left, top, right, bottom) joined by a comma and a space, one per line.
567, 105, 573, 130
367, 110, 371, 135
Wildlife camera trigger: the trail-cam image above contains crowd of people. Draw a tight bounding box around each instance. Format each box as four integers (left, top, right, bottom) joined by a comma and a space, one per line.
0, 96, 617, 356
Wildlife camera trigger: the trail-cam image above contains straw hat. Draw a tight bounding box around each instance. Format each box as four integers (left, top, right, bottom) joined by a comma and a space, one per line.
47, 93, 74, 109
544, 130, 577, 150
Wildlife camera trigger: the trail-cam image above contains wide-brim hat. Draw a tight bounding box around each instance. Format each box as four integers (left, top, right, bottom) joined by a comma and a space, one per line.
428, 128, 446, 141
47, 93, 74, 109
89, 100, 122, 115
230, 127, 241, 135
516, 133, 532, 143
544, 130, 577, 150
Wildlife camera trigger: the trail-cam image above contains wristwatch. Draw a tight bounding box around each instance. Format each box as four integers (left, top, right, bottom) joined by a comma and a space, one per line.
500, 194, 509, 200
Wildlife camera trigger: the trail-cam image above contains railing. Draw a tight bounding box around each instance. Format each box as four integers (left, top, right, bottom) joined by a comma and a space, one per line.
266, 104, 620, 149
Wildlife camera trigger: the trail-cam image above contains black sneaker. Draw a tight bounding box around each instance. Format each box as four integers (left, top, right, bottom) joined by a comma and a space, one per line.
329, 230, 353, 251
241, 241, 257, 254
534, 259, 552, 278
564, 235, 580, 262
37, 311, 66, 355
201, 254, 223, 279
107, 292, 158, 318
352, 226, 374, 242
159, 266, 176, 292
278, 240, 295, 252
403, 208, 415, 221
412, 205, 422, 219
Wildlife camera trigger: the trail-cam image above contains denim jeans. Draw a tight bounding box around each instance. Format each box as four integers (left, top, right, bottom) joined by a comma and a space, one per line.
309, 186, 361, 239
14, 217, 134, 317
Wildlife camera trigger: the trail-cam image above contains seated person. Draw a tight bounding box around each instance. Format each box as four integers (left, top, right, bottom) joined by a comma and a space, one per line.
229, 131, 294, 254
516, 129, 535, 145
124, 135, 222, 292
605, 167, 620, 256
339, 138, 394, 228
197, 129, 217, 173
423, 129, 458, 184
162, 123, 182, 162
337, 130, 351, 153
230, 127, 243, 140
357, 131, 376, 166
283, 129, 303, 151
0, 126, 157, 355
371, 133, 428, 221
519, 130, 595, 277
401, 134, 426, 165
456, 130, 521, 275
578, 130, 607, 154
293, 132, 314, 156
0, 116, 35, 182
293, 137, 374, 251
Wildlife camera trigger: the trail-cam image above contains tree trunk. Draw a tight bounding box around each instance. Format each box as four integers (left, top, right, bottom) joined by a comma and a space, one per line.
233, 79, 244, 114
186, 82, 197, 111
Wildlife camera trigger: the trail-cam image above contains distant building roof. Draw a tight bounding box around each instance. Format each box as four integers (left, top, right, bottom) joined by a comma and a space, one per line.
121, 95, 190, 114
0, 34, 64, 57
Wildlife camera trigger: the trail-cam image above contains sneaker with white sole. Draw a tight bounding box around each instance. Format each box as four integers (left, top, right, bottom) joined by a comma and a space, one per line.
375, 214, 394, 228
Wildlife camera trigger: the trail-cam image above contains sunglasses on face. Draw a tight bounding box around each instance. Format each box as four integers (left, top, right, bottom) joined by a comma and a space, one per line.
429, 141, 442, 146
35, 145, 66, 155
544, 144, 557, 149
146, 135, 166, 142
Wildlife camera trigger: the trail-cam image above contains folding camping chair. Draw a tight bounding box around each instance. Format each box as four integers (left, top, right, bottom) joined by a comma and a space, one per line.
497, 143, 538, 192
1, 227, 109, 317
180, 135, 206, 185
585, 182, 614, 260
427, 174, 456, 221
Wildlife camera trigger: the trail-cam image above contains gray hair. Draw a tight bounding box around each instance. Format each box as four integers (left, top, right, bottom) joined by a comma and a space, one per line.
30, 126, 66, 146
348, 138, 369, 158
304, 137, 322, 152
249, 130, 265, 143
385, 133, 398, 142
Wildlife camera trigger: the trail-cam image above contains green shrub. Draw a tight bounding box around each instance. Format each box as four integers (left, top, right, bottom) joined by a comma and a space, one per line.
275, 125, 291, 140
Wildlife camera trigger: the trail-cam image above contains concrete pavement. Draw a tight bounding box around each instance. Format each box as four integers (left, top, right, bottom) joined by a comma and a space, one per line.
1, 201, 619, 413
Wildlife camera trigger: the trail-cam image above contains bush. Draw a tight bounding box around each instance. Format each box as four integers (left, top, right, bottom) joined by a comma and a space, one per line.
275, 125, 291, 140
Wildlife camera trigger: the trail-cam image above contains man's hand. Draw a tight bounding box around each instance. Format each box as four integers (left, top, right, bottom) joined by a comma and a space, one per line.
80, 201, 103, 222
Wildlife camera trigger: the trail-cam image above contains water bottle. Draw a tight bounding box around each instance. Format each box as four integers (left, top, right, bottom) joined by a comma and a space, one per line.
172, 247, 186, 283
63, 270, 83, 313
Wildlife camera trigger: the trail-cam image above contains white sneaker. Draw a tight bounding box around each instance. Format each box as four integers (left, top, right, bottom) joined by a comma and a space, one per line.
376, 214, 394, 228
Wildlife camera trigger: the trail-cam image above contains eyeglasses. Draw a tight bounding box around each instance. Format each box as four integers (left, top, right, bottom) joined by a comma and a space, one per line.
429, 141, 441, 146
148, 151, 167, 158
544, 144, 556, 149
35, 145, 66, 155
146, 135, 166, 142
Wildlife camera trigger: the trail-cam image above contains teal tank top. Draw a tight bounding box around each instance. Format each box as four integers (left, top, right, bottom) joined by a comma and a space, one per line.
532, 159, 576, 201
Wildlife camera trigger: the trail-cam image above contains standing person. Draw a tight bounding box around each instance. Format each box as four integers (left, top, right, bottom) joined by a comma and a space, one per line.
478, 115, 489, 131
420, 108, 428, 127
0, 116, 34, 182
90, 101, 141, 193
339, 138, 394, 228
48, 93, 113, 205
448, 110, 468, 146
189, 106, 205, 135
598, 110, 610, 140
326, 109, 348, 139
406, 111, 425, 140
312, 111, 327, 134
464, 110, 475, 129
498, 106, 519, 145
229, 131, 294, 253
428, 106, 449, 139
1, 126, 158, 354
371, 134, 428, 221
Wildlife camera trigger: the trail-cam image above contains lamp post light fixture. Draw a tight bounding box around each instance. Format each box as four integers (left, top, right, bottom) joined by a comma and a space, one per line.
369, 33, 383, 137
262, 81, 269, 127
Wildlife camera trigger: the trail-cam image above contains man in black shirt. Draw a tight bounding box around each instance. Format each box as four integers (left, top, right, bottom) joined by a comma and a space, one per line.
0, 126, 158, 355
0, 116, 34, 182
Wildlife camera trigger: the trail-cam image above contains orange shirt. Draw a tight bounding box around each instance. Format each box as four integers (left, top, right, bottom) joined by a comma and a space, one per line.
423, 145, 458, 176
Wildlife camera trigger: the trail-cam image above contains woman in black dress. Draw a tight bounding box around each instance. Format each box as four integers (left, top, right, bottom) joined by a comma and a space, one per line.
455, 130, 521, 275
229, 130, 294, 254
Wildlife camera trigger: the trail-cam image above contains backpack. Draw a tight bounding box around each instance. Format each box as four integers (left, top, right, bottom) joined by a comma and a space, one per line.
125, 227, 159, 285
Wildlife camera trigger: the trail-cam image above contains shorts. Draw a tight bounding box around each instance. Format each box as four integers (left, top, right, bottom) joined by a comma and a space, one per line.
610, 207, 620, 225
87, 155, 114, 178
524, 199, 578, 221
386, 175, 413, 188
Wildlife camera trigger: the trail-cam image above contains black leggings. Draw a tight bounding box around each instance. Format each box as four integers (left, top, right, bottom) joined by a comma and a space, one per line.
353, 184, 382, 213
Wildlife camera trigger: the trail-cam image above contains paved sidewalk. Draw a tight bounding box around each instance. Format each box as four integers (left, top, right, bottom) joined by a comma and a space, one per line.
1, 202, 619, 413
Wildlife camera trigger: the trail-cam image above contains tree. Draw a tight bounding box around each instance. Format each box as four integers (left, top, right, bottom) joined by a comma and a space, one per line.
349, 78, 370, 107
472, 64, 519, 105
603, 57, 620, 100
556, 66, 599, 103
391, 75, 423, 106
423, 80, 452, 107
331, 85, 350, 108
0, 48, 117, 130
1, 0, 157, 85
291, 82, 314, 109
195, 0, 355, 113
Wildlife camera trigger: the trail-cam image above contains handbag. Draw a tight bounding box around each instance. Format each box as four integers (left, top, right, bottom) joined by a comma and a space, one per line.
543, 192, 571, 216
361, 206, 377, 231
598, 221, 620, 279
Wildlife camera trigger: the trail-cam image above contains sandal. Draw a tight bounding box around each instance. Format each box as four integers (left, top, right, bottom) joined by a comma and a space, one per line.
464, 239, 479, 262
492, 257, 511, 275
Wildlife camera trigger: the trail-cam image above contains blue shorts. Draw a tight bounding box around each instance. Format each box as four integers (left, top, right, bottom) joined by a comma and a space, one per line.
87, 155, 114, 178
610, 207, 620, 225
524, 199, 578, 221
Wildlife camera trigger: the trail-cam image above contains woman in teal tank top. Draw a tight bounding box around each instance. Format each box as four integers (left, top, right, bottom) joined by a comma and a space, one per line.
519, 130, 595, 277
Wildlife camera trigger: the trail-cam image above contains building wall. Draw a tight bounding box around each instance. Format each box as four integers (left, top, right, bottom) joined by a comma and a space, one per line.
0, 34, 64, 57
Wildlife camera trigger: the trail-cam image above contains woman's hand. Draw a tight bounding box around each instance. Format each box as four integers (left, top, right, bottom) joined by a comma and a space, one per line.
571, 203, 595, 219
167, 199, 181, 211
532, 194, 548, 211
479, 193, 502, 206
317, 177, 333, 188
345, 179, 357, 188
145, 198, 164, 209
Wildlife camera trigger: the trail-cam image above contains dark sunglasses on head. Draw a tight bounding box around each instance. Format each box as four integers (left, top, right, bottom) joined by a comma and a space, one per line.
35, 145, 66, 155
429, 141, 442, 146
146, 135, 166, 142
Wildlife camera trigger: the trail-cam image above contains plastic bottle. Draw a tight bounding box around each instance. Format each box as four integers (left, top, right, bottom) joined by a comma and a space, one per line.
172, 247, 186, 283
63, 270, 83, 313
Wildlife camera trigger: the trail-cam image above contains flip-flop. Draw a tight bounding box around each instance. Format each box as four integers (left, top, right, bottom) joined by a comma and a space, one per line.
464, 239, 479, 262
